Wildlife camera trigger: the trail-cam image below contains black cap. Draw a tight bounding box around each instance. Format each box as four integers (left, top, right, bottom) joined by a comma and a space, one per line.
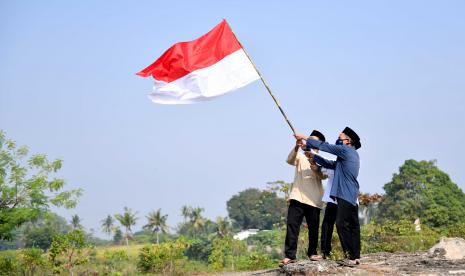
342, 127, 361, 149
310, 130, 326, 142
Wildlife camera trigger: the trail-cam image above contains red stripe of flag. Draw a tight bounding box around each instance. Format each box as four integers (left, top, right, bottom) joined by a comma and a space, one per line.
136, 19, 242, 83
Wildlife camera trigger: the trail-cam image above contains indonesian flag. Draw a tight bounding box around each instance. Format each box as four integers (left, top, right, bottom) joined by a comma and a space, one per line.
137, 20, 260, 104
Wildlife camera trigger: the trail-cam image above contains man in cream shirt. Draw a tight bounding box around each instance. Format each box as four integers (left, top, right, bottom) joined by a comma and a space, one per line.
281, 130, 326, 266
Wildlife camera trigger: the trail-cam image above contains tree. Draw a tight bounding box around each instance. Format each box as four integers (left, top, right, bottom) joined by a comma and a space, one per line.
190, 207, 206, 236
100, 215, 114, 237
177, 205, 209, 238
20, 248, 46, 276
227, 188, 287, 230
208, 235, 247, 271
115, 207, 138, 246
113, 227, 123, 245
266, 180, 292, 202
181, 205, 191, 222
184, 237, 212, 262
143, 209, 169, 244
0, 130, 82, 240
20, 212, 71, 250
49, 230, 92, 275
214, 217, 232, 238
70, 215, 82, 230
377, 159, 465, 227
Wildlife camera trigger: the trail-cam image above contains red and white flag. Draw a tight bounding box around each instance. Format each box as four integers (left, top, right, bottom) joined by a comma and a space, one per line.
137, 20, 260, 104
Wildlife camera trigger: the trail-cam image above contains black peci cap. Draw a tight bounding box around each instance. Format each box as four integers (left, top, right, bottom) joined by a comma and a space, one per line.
310, 130, 326, 142
342, 127, 361, 149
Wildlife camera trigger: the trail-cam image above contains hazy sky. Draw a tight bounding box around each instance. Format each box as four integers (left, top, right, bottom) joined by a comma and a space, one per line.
1, 0, 464, 237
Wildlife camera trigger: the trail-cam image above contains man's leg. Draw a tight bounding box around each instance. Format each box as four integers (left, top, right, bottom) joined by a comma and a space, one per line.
304, 205, 320, 257
335, 199, 351, 258
320, 202, 337, 257
284, 200, 305, 260
336, 198, 359, 260
336, 222, 348, 258
349, 202, 361, 260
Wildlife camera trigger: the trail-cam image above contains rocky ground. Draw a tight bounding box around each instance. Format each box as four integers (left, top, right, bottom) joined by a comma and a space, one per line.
270, 252, 465, 275
219, 238, 465, 276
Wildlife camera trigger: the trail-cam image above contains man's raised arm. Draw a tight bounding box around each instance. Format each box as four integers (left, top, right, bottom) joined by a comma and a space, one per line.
314, 155, 336, 169
294, 133, 348, 159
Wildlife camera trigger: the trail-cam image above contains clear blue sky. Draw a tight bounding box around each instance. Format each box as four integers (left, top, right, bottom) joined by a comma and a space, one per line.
1, 0, 464, 236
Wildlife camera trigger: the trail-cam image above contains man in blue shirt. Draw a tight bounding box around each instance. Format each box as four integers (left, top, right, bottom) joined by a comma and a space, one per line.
295, 127, 361, 265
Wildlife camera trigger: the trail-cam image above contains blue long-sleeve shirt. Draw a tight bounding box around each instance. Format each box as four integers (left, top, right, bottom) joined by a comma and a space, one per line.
306, 139, 360, 206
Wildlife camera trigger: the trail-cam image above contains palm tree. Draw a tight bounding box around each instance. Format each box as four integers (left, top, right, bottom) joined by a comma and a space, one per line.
70, 214, 82, 230
181, 205, 192, 222
190, 207, 205, 237
101, 215, 114, 237
115, 207, 138, 246
143, 209, 169, 244
215, 217, 232, 238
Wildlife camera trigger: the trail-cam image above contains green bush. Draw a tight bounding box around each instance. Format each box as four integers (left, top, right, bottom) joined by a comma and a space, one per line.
236, 252, 275, 270
184, 237, 212, 262
208, 236, 247, 271
443, 223, 465, 239
19, 248, 46, 275
104, 249, 129, 262
246, 229, 284, 260
247, 229, 282, 247
100, 249, 130, 274
361, 220, 440, 253
0, 251, 19, 276
48, 230, 93, 274
137, 238, 189, 274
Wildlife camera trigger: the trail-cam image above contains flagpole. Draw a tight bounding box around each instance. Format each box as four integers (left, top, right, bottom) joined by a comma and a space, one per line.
230, 27, 296, 135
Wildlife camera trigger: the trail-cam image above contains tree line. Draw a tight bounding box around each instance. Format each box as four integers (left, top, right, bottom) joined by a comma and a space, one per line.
2, 129, 465, 250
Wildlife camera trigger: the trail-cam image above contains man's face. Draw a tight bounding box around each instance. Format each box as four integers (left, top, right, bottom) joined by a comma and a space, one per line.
339, 133, 351, 145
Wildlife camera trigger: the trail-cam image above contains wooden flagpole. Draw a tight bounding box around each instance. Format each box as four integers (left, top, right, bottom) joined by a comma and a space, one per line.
230, 26, 296, 135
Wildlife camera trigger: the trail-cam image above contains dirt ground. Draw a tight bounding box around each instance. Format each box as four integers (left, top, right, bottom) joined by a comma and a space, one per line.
216, 251, 465, 275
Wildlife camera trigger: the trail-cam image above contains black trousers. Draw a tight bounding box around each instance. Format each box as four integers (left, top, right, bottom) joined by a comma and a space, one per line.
320, 202, 338, 256
336, 198, 360, 260
284, 200, 320, 259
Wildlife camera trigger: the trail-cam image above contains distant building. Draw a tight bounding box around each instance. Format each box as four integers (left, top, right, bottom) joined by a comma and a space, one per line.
233, 229, 259, 240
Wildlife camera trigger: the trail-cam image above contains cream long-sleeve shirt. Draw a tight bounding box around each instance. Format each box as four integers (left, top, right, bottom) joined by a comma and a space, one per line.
287, 148, 324, 209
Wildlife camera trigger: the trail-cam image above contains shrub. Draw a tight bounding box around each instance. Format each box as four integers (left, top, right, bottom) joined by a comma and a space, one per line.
101, 249, 129, 274
137, 238, 189, 274
236, 252, 275, 270
0, 251, 19, 276
443, 223, 465, 239
184, 237, 212, 262
361, 219, 440, 253
19, 248, 46, 275
208, 236, 247, 271
246, 229, 284, 260
48, 230, 93, 274
104, 249, 129, 262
